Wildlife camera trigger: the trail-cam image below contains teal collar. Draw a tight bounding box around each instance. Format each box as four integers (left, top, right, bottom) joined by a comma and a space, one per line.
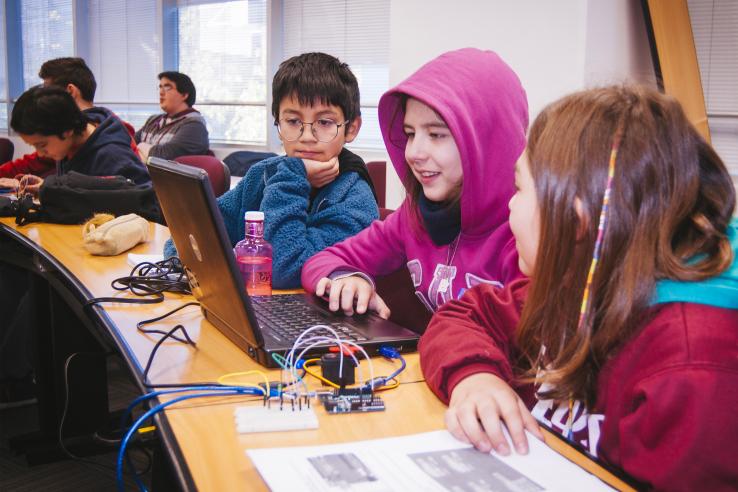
652, 218, 738, 310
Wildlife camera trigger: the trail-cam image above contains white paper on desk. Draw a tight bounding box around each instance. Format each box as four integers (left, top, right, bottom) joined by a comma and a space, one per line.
247, 430, 612, 491
127, 253, 164, 268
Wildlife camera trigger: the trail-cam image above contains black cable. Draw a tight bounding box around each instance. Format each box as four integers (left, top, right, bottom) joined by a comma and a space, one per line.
58, 352, 146, 487
112, 259, 191, 297
136, 302, 201, 343
135, 303, 229, 389
141, 323, 196, 382
84, 258, 191, 309
402, 378, 427, 385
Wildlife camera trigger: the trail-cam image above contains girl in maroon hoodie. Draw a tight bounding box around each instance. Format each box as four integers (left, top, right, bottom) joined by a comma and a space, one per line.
420, 85, 738, 491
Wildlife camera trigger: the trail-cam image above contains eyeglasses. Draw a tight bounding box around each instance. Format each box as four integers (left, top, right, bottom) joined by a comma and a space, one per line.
275, 118, 349, 143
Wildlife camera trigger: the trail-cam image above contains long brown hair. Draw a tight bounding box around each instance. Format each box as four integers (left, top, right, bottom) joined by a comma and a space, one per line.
516, 86, 735, 407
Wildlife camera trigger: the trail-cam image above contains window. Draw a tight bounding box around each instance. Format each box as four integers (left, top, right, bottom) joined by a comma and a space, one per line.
0, 3, 7, 129
84, 0, 162, 130
178, 0, 268, 144
688, 0, 738, 184
0, 1, 388, 147
283, 0, 390, 149
20, 0, 74, 90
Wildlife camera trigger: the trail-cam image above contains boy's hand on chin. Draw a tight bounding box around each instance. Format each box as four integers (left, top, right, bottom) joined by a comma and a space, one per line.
303, 156, 339, 188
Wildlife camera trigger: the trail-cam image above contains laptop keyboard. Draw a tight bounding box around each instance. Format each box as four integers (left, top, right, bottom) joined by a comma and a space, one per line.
250, 295, 369, 344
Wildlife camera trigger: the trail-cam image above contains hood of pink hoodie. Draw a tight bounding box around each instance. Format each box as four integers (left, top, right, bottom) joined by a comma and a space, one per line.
378, 48, 528, 238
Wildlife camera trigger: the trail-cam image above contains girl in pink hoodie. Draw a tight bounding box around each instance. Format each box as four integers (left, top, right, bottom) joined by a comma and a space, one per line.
301, 48, 528, 319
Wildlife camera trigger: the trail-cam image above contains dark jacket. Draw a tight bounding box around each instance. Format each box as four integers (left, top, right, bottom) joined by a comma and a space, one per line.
0, 106, 139, 179
59, 115, 149, 184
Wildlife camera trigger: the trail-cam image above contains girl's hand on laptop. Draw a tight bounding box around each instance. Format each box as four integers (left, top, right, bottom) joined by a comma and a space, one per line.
316, 276, 391, 319
446, 373, 543, 456
304, 157, 339, 188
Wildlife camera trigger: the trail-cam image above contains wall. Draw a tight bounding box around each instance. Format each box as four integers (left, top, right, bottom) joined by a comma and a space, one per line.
8, 134, 33, 157
7, 0, 656, 210
383, 0, 655, 208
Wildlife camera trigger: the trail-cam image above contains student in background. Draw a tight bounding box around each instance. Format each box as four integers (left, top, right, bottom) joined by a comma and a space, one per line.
0, 57, 139, 189
420, 86, 738, 490
163, 52, 378, 288
301, 48, 527, 318
1, 85, 149, 408
10, 86, 149, 187
135, 71, 209, 161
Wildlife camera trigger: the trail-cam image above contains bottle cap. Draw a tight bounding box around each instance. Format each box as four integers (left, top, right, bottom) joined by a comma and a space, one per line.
244, 211, 264, 221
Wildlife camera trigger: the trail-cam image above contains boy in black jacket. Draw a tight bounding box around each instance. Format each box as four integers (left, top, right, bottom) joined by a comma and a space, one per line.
10, 85, 149, 193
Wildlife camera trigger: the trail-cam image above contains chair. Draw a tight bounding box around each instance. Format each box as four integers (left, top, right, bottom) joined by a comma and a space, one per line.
0, 138, 14, 163
174, 155, 231, 197
223, 150, 277, 177
366, 161, 386, 208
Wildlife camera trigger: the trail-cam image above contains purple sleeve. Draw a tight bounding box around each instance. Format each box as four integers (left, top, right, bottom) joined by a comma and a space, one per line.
301, 205, 409, 293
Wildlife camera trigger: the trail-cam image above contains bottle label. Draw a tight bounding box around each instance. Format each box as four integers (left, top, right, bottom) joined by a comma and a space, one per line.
237, 256, 272, 296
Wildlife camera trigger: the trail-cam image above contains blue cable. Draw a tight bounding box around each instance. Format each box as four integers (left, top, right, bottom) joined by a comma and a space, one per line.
362, 346, 406, 391
386, 354, 406, 381
119, 385, 264, 431
117, 387, 262, 492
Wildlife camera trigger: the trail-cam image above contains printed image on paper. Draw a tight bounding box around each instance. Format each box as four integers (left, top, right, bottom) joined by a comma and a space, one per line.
308, 453, 379, 488
409, 448, 544, 492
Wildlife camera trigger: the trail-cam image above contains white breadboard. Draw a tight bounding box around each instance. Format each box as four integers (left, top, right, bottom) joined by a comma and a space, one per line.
234, 405, 319, 433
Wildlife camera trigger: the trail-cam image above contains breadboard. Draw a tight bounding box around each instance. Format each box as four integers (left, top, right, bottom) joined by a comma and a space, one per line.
234, 405, 319, 433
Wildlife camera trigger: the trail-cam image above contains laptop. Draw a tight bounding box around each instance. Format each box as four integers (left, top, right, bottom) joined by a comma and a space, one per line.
147, 157, 419, 368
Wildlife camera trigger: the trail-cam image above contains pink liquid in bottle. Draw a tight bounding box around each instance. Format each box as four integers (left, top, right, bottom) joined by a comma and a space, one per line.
233, 211, 273, 296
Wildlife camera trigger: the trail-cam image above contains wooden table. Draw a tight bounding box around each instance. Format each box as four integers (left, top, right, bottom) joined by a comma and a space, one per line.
0, 216, 633, 491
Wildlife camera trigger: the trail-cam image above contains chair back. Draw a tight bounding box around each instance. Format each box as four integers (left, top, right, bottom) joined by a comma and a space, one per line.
366, 161, 386, 208
223, 150, 277, 177
0, 138, 14, 163
174, 155, 231, 197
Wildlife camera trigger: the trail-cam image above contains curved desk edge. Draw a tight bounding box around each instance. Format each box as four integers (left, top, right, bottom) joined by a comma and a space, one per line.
0, 222, 198, 492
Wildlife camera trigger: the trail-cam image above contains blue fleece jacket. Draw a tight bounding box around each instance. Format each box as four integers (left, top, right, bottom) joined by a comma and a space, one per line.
59, 112, 149, 184
653, 218, 738, 309
164, 152, 378, 288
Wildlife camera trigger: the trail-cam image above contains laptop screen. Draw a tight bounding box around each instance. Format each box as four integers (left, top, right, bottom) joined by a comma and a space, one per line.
147, 156, 264, 353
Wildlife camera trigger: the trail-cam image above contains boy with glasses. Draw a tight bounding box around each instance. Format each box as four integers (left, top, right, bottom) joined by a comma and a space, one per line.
164, 52, 378, 288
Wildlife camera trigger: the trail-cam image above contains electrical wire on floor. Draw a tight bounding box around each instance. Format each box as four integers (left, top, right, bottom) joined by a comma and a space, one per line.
58, 351, 153, 488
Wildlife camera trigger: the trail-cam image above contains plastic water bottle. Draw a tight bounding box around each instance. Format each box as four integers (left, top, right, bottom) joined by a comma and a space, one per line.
234, 211, 273, 296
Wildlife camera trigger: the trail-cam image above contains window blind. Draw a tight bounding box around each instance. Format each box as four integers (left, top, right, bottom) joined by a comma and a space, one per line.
282, 0, 390, 149
177, 0, 267, 144
0, 2, 7, 129
20, 0, 73, 90
688, 0, 738, 182
85, 0, 162, 130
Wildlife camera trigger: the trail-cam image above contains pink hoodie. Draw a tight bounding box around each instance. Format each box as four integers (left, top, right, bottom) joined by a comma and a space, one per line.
301, 48, 529, 312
